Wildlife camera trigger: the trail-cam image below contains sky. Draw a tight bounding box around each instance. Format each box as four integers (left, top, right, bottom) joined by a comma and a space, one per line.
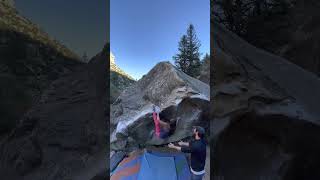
15, 0, 108, 59
111, 0, 210, 80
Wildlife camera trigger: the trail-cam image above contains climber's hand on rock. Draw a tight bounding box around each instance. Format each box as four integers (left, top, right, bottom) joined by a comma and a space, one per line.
178, 141, 184, 146
153, 105, 160, 113
168, 143, 175, 148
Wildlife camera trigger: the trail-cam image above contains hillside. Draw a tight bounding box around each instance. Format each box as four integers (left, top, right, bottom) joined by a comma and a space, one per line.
199, 55, 210, 84
0, 2, 107, 179
0, 44, 108, 180
0, 0, 79, 60
110, 52, 135, 102
0, 1, 82, 136
110, 52, 134, 81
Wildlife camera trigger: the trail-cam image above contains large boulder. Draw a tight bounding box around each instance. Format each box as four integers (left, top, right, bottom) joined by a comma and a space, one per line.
0, 44, 108, 180
111, 62, 210, 151
212, 21, 320, 180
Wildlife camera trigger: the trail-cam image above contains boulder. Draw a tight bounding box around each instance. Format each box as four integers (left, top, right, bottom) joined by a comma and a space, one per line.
0, 44, 108, 180
212, 21, 320, 180
111, 62, 210, 151
0, 28, 81, 136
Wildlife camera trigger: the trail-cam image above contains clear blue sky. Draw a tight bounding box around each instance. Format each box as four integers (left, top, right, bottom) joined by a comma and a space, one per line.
111, 0, 210, 80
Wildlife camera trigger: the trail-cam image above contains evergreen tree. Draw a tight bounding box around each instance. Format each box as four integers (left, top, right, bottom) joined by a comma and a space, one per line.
213, 0, 291, 38
173, 24, 201, 77
201, 53, 210, 74
202, 53, 210, 65
173, 35, 188, 73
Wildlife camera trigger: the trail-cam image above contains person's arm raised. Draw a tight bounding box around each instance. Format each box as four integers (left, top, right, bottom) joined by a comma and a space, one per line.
168, 143, 181, 151
152, 111, 160, 137
178, 141, 189, 147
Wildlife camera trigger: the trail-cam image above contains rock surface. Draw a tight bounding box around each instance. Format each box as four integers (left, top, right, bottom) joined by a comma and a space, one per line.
111, 62, 210, 151
0, 30, 82, 136
0, 44, 108, 180
212, 21, 320, 180
0, 2, 82, 136
214, 0, 320, 76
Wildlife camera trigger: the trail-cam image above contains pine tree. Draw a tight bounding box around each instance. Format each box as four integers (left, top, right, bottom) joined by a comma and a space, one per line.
201, 53, 210, 73
202, 53, 210, 64
173, 35, 188, 73
173, 24, 201, 77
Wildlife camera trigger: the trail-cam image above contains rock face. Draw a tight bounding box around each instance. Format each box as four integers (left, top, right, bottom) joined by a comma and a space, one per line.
111, 62, 209, 151
0, 29, 82, 136
212, 21, 320, 180
0, 44, 108, 180
230, 0, 320, 76
0, 2, 82, 136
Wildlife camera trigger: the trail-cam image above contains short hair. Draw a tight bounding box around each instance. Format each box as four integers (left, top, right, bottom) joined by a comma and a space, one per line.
194, 126, 205, 139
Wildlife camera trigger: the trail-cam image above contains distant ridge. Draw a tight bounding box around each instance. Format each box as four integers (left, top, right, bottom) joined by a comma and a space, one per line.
1, 0, 14, 8
110, 52, 134, 80
0, 0, 79, 60
110, 52, 135, 102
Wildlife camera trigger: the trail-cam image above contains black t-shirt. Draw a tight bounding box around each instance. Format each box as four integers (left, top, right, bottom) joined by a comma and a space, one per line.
181, 139, 206, 171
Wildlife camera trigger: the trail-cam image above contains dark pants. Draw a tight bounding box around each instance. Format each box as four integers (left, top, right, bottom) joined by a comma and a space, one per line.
159, 128, 169, 139
191, 173, 204, 180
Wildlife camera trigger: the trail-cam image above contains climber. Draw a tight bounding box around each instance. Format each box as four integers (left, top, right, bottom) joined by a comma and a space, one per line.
168, 126, 206, 180
152, 105, 171, 139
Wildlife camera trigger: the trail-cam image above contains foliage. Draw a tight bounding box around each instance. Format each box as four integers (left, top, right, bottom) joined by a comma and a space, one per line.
213, 0, 292, 37
173, 24, 202, 78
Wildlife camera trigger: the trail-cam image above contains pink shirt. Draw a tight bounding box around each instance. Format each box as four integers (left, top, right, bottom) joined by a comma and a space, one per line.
153, 112, 160, 137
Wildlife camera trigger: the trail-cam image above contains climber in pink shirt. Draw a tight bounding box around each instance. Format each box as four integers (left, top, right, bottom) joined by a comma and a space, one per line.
152, 105, 171, 139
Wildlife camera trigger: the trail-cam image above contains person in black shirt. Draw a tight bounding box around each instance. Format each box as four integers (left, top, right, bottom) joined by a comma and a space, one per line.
168, 126, 206, 180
